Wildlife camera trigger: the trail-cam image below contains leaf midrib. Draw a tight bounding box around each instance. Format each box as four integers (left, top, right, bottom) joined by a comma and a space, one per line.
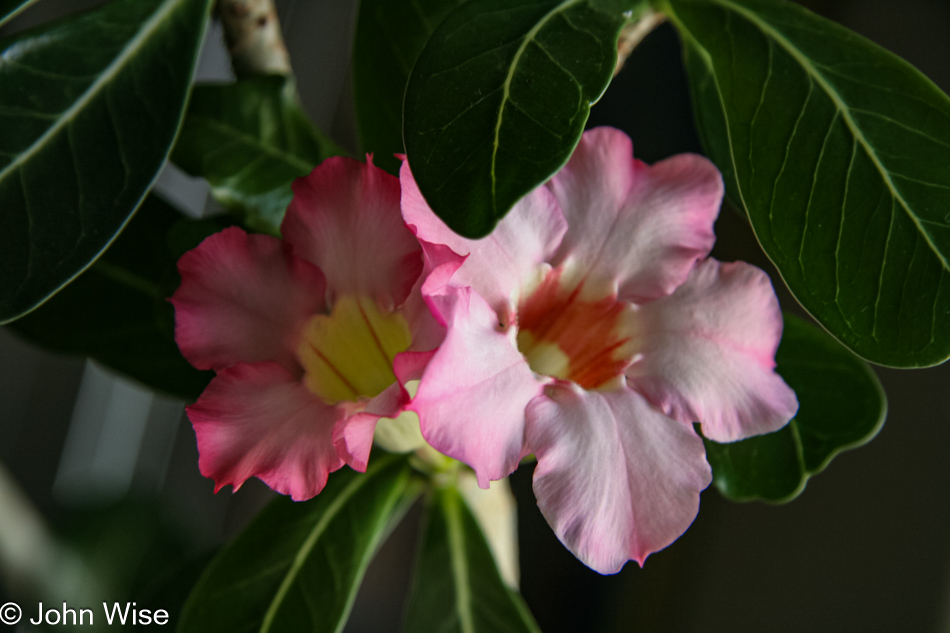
0, 0, 40, 30
258, 455, 400, 633
698, 0, 950, 273
186, 114, 316, 174
489, 0, 584, 210
0, 0, 181, 185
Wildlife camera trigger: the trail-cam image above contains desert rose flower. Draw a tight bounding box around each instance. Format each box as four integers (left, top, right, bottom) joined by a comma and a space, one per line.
401, 127, 799, 573
172, 156, 445, 501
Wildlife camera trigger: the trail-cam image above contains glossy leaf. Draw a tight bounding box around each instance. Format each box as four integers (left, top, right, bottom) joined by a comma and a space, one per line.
8, 195, 218, 401
172, 76, 345, 235
662, 0, 950, 367
704, 314, 886, 503
352, 0, 467, 174
0, 0, 38, 29
404, 0, 639, 238
404, 485, 541, 633
0, 0, 214, 323
178, 455, 414, 633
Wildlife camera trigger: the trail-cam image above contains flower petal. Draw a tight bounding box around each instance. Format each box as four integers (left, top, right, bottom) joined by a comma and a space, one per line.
401, 160, 567, 316
547, 127, 721, 302
333, 346, 440, 474
187, 362, 344, 501
332, 412, 379, 473
627, 259, 799, 442
172, 227, 326, 372
411, 285, 543, 487
402, 239, 464, 352
284, 156, 422, 308
332, 379, 408, 472
525, 383, 711, 573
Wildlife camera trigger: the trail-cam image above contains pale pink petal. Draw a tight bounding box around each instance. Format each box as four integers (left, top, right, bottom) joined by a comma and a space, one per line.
284, 156, 422, 308
627, 259, 799, 442
525, 383, 711, 574
547, 127, 722, 302
187, 362, 344, 501
401, 160, 567, 316
172, 227, 326, 372
411, 285, 543, 487
402, 240, 464, 352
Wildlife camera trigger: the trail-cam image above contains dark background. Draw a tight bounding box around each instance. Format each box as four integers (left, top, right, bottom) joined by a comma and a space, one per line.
2, 1, 950, 631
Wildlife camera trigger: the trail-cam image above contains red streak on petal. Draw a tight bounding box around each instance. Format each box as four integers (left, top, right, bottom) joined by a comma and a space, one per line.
518, 269, 632, 390
307, 341, 360, 400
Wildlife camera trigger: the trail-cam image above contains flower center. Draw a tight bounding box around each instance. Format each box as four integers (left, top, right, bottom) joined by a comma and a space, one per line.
296, 295, 411, 404
516, 268, 636, 390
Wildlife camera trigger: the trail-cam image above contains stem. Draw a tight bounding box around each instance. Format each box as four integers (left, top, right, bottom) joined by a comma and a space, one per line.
216, 0, 292, 78
615, 8, 668, 76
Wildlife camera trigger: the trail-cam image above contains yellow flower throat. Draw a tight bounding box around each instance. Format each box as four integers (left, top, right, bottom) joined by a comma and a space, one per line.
296, 295, 411, 404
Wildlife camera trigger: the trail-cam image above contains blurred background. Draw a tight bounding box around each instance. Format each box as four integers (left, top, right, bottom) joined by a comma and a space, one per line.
1, 0, 949, 631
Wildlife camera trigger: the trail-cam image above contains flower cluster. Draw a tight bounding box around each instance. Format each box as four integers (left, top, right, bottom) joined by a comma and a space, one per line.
172, 127, 798, 573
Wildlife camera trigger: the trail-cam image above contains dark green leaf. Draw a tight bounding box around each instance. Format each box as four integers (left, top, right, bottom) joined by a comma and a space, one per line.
8, 195, 218, 401
404, 486, 541, 633
353, 0, 468, 174
404, 0, 639, 238
172, 76, 345, 235
56, 500, 194, 605
124, 551, 216, 633
704, 314, 886, 503
178, 455, 414, 633
0, 0, 38, 29
662, 0, 950, 367
0, 0, 214, 323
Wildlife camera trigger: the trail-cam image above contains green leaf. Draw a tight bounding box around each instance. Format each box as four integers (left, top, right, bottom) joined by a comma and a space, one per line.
403, 0, 639, 238
352, 0, 468, 175
178, 455, 415, 633
404, 485, 541, 633
0, 0, 214, 323
0, 0, 38, 29
172, 76, 345, 235
123, 551, 215, 633
704, 314, 886, 503
8, 195, 217, 401
661, 0, 950, 367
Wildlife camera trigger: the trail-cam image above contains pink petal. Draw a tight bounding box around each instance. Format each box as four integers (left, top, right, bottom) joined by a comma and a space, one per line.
627, 259, 799, 442
401, 160, 567, 317
283, 156, 422, 308
333, 351, 437, 473
411, 285, 543, 487
393, 349, 437, 384
526, 383, 711, 573
172, 227, 326, 372
401, 239, 465, 353
546, 127, 722, 302
332, 381, 406, 473
332, 412, 379, 473
187, 362, 344, 501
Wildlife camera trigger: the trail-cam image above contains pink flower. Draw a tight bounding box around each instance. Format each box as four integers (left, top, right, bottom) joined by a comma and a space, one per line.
171, 156, 442, 501
402, 127, 799, 573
